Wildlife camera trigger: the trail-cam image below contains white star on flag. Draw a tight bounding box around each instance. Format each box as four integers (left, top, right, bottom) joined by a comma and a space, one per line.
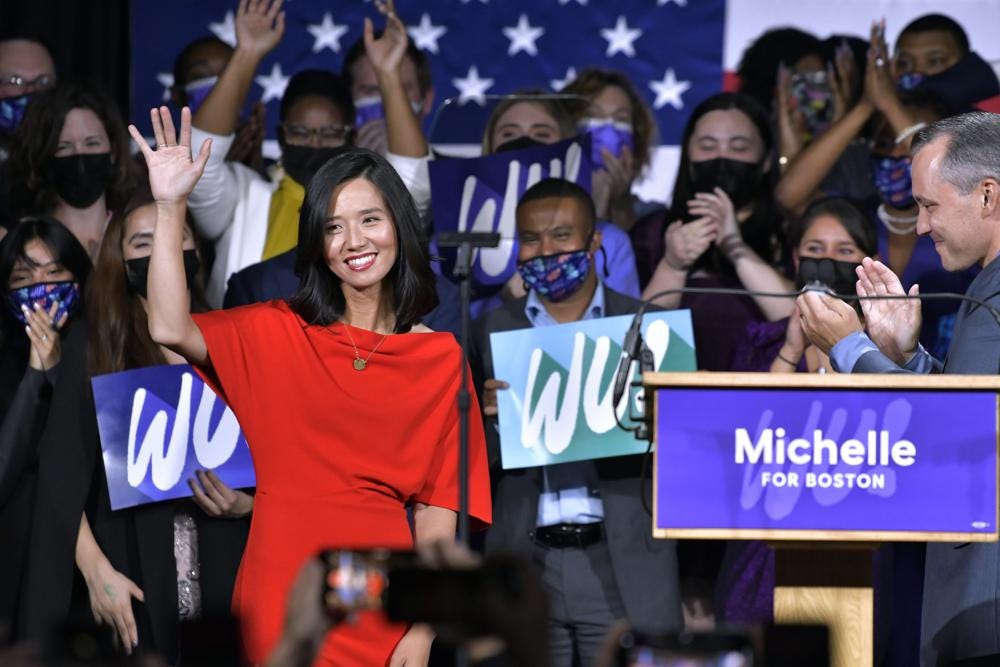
503, 14, 544, 56
649, 68, 692, 110
550, 67, 577, 91
408, 13, 447, 54
256, 63, 290, 103
452, 66, 494, 105
558, 0, 588, 5
601, 16, 642, 58
156, 73, 174, 102
658, 0, 688, 5
307, 13, 349, 53
208, 11, 237, 47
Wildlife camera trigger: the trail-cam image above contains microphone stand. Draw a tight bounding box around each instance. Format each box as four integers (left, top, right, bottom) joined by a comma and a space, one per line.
435, 231, 501, 546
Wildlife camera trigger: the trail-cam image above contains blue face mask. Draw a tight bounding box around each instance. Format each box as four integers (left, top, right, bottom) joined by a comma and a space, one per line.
579, 118, 634, 170
183, 76, 218, 115
871, 154, 915, 209
354, 95, 423, 127
0, 93, 31, 133
897, 71, 927, 92
7, 280, 81, 325
517, 247, 591, 302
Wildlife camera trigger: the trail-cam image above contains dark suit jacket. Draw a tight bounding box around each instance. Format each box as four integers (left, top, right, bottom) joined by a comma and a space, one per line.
468, 286, 683, 635
223, 249, 462, 337
850, 255, 1000, 666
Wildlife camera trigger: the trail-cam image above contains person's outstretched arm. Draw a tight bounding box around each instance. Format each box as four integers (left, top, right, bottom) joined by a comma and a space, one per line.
128, 107, 211, 364
193, 0, 284, 136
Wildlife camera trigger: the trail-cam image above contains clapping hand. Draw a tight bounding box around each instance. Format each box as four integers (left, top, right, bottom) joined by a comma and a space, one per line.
592, 146, 635, 219
235, 0, 285, 58
829, 40, 860, 122
365, 0, 408, 77
775, 62, 805, 162
797, 290, 863, 354
856, 257, 921, 365
688, 187, 740, 248
23, 301, 67, 371
863, 19, 899, 114
662, 218, 718, 272
128, 107, 212, 205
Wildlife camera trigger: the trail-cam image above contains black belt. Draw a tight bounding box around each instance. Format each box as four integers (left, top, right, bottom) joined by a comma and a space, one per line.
532, 522, 605, 549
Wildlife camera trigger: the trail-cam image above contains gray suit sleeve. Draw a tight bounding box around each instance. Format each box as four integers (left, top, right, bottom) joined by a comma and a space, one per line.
851, 348, 943, 374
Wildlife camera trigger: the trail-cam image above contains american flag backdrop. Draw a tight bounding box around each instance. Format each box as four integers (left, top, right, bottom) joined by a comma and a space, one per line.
131, 0, 1000, 205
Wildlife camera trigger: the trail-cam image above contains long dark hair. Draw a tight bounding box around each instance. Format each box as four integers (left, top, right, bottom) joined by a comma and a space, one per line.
8, 82, 135, 217
670, 91, 785, 276
0, 216, 92, 344
86, 187, 208, 375
289, 148, 438, 332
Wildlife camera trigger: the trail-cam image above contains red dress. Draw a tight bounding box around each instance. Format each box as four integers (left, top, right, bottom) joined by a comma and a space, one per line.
191, 301, 492, 666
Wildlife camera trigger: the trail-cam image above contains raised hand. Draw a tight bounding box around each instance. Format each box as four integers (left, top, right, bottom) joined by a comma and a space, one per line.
24, 300, 67, 371
128, 107, 212, 205
235, 0, 285, 58
775, 62, 804, 163
688, 187, 739, 245
364, 0, 408, 76
856, 257, 921, 365
863, 19, 899, 114
829, 40, 860, 122
663, 218, 718, 272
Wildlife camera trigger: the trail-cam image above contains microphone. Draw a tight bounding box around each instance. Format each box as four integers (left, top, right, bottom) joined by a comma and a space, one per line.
612, 304, 647, 410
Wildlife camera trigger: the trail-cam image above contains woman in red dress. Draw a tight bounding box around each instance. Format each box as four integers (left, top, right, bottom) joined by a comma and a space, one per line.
127, 107, 492, 666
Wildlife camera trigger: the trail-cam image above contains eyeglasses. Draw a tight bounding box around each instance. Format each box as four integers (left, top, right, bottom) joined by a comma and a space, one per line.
0, 73, 53, 91
280, 123, 354, 145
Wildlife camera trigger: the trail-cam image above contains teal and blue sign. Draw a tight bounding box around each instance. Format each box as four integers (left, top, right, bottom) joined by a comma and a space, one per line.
490, 311, 696, 469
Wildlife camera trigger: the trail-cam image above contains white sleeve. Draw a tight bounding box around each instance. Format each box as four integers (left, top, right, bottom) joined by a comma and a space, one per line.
187, 127, 249, 242
386, 151, 432, 218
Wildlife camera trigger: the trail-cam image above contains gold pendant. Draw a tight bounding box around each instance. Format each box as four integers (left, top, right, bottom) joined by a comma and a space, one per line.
353, 358, 366, 371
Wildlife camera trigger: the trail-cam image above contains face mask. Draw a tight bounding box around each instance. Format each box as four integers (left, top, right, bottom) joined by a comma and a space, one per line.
48, 153, 113, 209
125, 249, 201, 299
281, 144, 343, 187
8, 280, 81, 325
517, 247, 591, 303
789, 71, 834, 139
0, 93, 31, 133
795, 256, 861, 296
579, 118, 634, 170
183, 76, 218, 115
871, 154, 914, 209
690, 158, 763, 210
494, 135, 546, 154
897, 71, 927, 92
354, 95, 424, 127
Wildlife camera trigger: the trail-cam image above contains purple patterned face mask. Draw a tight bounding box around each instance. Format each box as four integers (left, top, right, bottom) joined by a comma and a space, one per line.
517, 247, 591, 302
7, 280, 81, 325
183, 76, 218, 115
897, 71, 927, 92
871, 154, 915, 209
0, 93, 31, 133
789, 71, 834, 139
579, 118, 634, 169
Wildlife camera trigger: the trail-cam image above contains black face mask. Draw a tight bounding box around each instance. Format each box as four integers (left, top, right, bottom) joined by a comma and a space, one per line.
281, 144, 343, 187
125, 250, 201, 299
795, 256, 861, 296
48, 153, 113, 208
689, 157, 763, 210
494, 135, 546, 153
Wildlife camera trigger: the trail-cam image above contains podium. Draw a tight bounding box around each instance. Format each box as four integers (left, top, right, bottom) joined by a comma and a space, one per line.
644, 372, 1000, 667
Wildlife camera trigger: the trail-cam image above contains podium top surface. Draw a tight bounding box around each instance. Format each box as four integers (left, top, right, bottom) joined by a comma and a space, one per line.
644, 371, 1000, 391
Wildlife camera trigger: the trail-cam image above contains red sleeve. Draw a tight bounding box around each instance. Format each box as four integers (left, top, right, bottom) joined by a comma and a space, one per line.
190, 301, 285, 418
415, 364, 493, 529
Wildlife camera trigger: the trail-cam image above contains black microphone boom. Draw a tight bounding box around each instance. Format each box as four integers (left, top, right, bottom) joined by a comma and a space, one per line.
612, 306, 646, 410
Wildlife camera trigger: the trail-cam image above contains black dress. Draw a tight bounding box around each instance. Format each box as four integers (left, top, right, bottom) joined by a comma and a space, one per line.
15, 320, 250, 664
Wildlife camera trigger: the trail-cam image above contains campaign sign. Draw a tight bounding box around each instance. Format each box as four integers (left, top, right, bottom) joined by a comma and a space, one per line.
92, 365, 256, 510
655, 388, 999, 537
492, 311, 696, 469
428, 136, 592, 288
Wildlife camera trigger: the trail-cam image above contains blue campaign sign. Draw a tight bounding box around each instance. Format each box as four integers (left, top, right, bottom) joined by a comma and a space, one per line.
429, 137, 592, 289
491, 311, 696, 469
92, 364, 256, 510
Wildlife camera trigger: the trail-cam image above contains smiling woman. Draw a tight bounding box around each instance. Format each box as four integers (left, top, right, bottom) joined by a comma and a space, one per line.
131, 106, 491, 667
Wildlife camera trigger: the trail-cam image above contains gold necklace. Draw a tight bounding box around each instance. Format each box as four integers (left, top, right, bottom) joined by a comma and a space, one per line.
341, 321, 389, 371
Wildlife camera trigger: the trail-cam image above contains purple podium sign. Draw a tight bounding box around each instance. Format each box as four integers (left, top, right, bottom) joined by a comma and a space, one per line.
654, 387, 999, 538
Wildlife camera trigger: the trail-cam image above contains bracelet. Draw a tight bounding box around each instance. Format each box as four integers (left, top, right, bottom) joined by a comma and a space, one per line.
894, 122, 927, 146
776, 352, 800, 367
662, 254, 689, 273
